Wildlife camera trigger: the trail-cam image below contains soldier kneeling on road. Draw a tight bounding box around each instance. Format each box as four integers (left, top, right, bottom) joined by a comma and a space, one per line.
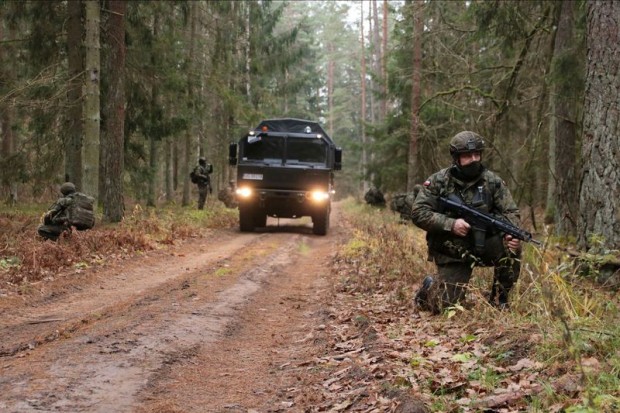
37, 182, 96, 241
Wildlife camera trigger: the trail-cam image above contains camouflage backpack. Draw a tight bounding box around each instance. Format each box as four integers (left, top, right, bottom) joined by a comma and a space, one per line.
67, 192, 95, 230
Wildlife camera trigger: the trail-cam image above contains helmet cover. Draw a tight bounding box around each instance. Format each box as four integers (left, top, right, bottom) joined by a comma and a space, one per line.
449, 131, 485, 156
60, 182, 76, 195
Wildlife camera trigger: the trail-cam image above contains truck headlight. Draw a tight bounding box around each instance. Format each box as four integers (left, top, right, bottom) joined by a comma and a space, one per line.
236, 187, 252, 198
309, 191, 330, 202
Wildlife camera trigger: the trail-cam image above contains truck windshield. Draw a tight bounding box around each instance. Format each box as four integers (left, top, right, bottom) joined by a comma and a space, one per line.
243, 136, 284, 161
242, 136, 328, 165
286, 138, 327, 164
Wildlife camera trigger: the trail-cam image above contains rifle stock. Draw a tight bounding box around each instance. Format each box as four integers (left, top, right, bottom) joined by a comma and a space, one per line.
438, 195, 542, 246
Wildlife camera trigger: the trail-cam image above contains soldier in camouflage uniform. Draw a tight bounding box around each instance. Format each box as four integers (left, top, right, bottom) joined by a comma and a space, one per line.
411, 131, 521, 314
218, 180, 238, 209
37, 182, 76, 241
390, 185, 422, 222
193, 157, 213, 210
364, 186, 386, 207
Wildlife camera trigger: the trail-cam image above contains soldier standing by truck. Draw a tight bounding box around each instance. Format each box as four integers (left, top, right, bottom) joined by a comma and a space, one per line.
190, 157, 213, 210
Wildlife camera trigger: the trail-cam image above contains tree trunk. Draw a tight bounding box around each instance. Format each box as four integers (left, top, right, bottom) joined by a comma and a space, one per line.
165, 138, 173, 202
182, 1, 197, 207
381, 0, 388, 120
83, 0, 100, 200
147, 135, 159, 207
0, 20, 18, 204
101, 0, 126, 223
551, 0, 581, 237
327, 46, 335, 137
65, 0, 84, 190
407, 1, 423, 191
360, 1, 368, 194
578, 0, 620, 250
372, 0, 382, 122
147, 14, 160, 208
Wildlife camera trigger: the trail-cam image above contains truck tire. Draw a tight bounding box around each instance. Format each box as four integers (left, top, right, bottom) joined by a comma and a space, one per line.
239, 205, 255, 232
254, 211, 267, 228
312, 206, 330, 236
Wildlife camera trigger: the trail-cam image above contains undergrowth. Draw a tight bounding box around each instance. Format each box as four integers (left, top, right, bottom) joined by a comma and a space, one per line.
0, 200, 238, 285
335, 198, 620, 411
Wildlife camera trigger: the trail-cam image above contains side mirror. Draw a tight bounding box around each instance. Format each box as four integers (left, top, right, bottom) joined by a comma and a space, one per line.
229, 143, 238, 166
334, 147, 342, 171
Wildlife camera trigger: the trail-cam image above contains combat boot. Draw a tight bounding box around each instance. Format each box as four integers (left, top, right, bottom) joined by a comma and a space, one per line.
489, 283, 510, 310
414, 275, 434, 311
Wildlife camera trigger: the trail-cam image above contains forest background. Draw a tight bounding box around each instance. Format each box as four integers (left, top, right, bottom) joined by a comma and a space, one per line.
0, 0, 618, 253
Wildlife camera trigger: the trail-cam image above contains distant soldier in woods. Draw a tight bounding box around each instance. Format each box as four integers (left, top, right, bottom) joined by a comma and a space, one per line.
190, 157, 213, 210
218, 180, 238, 209
364, 186, 386, 207
411, 131, 522, 314
37, 182, 95, 241
390, 185, 422, 222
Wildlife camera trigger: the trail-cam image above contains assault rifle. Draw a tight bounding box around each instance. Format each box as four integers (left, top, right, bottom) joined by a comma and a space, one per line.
438, 194, 542, 250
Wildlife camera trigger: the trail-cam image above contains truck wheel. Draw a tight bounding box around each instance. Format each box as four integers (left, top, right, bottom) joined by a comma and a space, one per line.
312, 206, 330, 236
239, 205, 255, 232
254, 211, 267, 228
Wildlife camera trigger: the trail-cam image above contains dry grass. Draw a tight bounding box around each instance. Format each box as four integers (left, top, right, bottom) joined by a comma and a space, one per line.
0, 201, 239, 285
335, 199, 620, 411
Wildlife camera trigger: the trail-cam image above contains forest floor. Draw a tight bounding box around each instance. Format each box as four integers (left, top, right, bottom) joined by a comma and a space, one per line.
0, 202, 616, 412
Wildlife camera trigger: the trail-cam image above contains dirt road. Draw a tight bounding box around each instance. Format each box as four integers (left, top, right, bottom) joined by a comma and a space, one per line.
0, 208, 349, 412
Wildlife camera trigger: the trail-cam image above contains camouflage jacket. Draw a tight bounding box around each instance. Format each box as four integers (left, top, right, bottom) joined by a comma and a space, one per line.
193, 165, 212, 186
45, 196, 74, 226
411, 166, 520, 264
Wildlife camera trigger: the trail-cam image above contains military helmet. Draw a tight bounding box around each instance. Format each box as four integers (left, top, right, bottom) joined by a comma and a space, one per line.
449, 131, 485, 157
198, 156, 206, 165
60, 182, 76, 195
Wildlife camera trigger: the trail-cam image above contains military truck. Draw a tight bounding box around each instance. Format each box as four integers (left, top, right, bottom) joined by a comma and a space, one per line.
228, 118, 342, 235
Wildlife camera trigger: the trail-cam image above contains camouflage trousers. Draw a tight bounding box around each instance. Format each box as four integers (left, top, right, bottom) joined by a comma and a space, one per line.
197, 184, 210, 209
423, 251, 521, 314
37, 224, 70, 241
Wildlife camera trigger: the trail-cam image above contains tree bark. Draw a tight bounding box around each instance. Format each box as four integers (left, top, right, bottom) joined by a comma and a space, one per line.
407, 1, 423, 191
101, 0, 126, 223
164, 138, 174, 203
372, 0, 382, 122
381, 0, 388, 120
65, 0, 84, 190
551, 0, 580, 237
360, 1, 368, 194
0, 20, 18, 204
327, 45, 335, 137
83, 0, 100, 200
578, 0, 620, 250
147, 14, 160, 208
182, 1, 197, 207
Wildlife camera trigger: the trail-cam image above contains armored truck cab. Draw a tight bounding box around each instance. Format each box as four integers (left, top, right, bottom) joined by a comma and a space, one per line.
229, 118, 342, 235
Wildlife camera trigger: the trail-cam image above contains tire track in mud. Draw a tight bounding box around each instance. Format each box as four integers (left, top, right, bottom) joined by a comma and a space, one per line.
0, 231, 306, 412
0, 231, 261, 357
